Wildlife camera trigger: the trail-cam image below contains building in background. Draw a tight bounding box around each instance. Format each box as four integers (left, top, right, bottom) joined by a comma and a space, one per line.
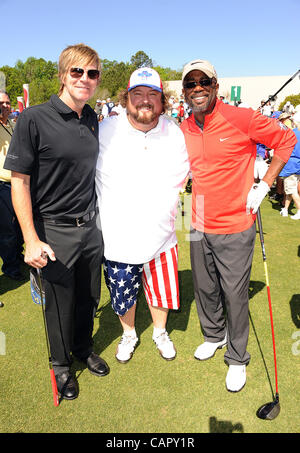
165, 74, 300, 110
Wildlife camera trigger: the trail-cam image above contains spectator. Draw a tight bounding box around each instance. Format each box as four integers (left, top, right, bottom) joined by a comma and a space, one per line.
219, 95, 229, 104
260, 100, 272, 116
94, 99, 103, 119
102, 97, 115, 117
177, 100, 185, 123
171, 98, 179, 120
283, 101, 295, 116
0, 90, 24, 280
278, 113, 300, 219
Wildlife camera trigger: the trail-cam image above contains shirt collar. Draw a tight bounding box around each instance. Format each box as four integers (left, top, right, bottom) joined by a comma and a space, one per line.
50, 94, 90, 117
122, 110, 165, 135
187, 98, 221, 132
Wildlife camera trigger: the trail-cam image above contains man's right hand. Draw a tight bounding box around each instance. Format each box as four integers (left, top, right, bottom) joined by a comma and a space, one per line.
25, 240, 56, 268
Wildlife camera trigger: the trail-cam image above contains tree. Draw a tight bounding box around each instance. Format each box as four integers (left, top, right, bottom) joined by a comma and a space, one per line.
153, 65, 182, 81
0, 65, 23, 104
101, 59, 132, 97
279, 93, 300, 110
0, 51, 182, 107
130, 51, 153, 69
0, 57, 59, 106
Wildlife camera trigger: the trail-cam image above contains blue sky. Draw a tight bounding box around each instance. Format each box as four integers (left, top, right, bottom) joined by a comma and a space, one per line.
1, 0, 299, 77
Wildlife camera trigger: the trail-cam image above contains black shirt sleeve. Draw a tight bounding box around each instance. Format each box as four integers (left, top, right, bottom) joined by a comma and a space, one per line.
4, 108, 38, 175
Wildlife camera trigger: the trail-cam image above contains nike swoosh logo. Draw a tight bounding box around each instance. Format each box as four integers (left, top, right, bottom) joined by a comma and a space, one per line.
220, 137, 230, 142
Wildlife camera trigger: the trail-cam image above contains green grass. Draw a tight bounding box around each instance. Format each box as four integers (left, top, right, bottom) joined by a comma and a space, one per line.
0, 195, 299, 433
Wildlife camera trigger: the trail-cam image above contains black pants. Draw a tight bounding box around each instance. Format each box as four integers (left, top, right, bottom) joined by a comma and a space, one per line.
0, 182, 23, 275
190, 223, 256, 366
35, 215, 103, 372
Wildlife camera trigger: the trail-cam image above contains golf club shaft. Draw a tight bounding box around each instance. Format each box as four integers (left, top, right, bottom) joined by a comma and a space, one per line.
36, 268, 59, 407
256, 208, 279, 395
260, 69, 300, 108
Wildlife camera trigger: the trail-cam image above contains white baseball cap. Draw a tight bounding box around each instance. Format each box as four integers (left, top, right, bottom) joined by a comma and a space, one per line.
182, 59, 217, 82
127, 67, 163, 92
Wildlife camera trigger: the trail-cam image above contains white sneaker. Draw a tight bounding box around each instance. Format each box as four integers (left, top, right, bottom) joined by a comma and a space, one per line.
153, 331, 176, 361
194, 336, 227, 361
115, 332, 138, 363
280, 208, 288, 217
290, 212, 300, 220
226, 365, 246, 392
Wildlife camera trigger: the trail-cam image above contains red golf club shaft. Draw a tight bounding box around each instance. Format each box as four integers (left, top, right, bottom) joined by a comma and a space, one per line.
265, 271, 279, 394
37, 268, 60, 407
50, 368, 59, 407
256, 208, 279, 395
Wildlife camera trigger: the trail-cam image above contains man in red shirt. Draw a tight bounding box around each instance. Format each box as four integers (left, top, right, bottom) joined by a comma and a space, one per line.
177, 101, 185, 124
181, 59, 297, 392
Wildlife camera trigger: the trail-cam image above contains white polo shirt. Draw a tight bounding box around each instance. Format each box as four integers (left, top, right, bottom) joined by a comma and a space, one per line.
96, 111, 189, 264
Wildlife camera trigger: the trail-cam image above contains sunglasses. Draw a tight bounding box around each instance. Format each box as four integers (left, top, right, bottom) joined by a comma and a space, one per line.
183, 78, 213, 89
70, 67, 100, 80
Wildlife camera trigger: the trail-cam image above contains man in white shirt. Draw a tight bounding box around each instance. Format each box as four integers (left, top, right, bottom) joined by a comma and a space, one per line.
96, 68, 189, 363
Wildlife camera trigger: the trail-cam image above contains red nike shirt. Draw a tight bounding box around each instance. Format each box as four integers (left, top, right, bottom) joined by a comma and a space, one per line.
181, 100, 297, 233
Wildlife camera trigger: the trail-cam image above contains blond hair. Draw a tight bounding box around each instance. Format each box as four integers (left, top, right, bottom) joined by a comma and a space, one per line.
58, 43, 101, 96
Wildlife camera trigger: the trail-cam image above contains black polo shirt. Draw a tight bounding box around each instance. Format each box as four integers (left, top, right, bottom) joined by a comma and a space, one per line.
4, 95, 99, 220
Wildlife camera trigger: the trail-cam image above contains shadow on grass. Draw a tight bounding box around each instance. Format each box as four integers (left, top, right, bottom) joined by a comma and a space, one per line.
168, 269, 194, 334
289, 294, 300, 328
269, 198, 283, 212
0, 263, 29, 296
249, 280, 265, 300
209, 416, 244, 433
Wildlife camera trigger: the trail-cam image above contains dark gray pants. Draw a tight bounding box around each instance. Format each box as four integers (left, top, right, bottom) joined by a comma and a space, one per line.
35, 215, 103, 373
190, 222, 256, 365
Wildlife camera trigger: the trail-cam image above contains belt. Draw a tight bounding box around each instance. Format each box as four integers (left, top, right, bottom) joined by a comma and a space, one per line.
39, 210, 97, 227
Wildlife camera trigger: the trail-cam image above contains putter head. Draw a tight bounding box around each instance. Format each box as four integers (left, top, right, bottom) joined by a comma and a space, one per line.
256, 396, 280, 420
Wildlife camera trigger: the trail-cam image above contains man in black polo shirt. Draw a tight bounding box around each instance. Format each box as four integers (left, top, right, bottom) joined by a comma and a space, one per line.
4, 43, 109, 401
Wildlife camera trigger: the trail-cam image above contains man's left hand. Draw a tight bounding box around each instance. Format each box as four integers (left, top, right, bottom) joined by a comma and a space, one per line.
246, 180, 270, 214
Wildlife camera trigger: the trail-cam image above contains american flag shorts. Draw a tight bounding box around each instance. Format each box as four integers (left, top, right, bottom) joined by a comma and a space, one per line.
103, 245, 179, 317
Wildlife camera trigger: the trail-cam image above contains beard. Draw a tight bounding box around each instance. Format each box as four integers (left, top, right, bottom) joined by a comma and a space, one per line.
187, 96, 210, 113
186, 92, 217, 114
131, 103, 158, 124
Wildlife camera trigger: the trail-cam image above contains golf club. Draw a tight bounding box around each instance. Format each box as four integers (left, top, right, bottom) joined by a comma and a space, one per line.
254, 69, 300, 419
255, 208, 280, 420
260, 69, 300, 109
36, 268, 59, 407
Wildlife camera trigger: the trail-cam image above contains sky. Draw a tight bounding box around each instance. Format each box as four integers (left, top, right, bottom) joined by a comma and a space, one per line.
0, 0, 299, 78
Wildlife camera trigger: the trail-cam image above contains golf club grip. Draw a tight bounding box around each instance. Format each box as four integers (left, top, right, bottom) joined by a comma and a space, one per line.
256, 208, 266, 261
50, 368, 59, 407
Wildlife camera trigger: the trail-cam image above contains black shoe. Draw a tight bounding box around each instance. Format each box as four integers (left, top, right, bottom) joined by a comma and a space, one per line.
79, 352, 110, 377
55, 371, 79, 400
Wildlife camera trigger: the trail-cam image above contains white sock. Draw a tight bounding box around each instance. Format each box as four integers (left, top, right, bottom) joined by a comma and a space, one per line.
124, 328, 137, 338
153, 327, 166, 338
